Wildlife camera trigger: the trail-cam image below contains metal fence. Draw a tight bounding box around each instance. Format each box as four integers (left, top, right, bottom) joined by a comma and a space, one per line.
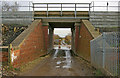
90, 1, 119, 12
89, 1, 119, 27
33, 3, 90, 18
90, 32, 120, 76
0, 2, 1, 28
118, 1, 120, 27
33, 3, 91, 11
1, 1, 33, 26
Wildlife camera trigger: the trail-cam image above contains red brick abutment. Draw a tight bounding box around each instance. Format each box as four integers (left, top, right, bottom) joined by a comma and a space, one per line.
75, 20, 100, 62
0, 19, 101, 68
8, 20, 48, 68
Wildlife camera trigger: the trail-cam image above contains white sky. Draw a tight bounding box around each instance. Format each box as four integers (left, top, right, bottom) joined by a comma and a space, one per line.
1, 0, 119, 2
54, 28, 71, 37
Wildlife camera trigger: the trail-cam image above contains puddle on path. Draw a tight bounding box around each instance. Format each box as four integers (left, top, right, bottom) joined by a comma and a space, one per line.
54, 49, 72, 69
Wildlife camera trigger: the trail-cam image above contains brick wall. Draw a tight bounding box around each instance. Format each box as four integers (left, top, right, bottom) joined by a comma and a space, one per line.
0, 47, 8, 64
75, 26, 79, 52
10, 20, 47, 68
48, 27, 54, 51
43, 26, 48, 51
76, 20, 100, 62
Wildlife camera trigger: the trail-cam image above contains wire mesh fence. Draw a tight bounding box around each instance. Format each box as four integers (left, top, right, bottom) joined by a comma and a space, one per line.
0, 1, 2, 27
118, 1, 120, 27
1, 1, 33, 26
90, 1, 119, 12
89, 1, 119, 28
90, 32, 120, 76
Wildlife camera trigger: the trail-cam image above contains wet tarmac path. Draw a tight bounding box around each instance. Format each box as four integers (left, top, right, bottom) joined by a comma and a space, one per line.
21, 49, 95, 76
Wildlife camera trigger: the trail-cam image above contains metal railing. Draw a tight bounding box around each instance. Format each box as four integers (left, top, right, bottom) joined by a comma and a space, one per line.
1, 1, 33, 26
90, 32, 120, 76
1, 1, 120, 24
89, 1, 119, 27
90, 1, 119, 12
0, 1, 2, 27
33, 3, 91, 18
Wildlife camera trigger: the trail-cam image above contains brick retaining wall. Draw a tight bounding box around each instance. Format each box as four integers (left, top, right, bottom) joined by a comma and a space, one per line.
10, 20, 47, 68
0, 46, 8, 64
76, 20, 100, 62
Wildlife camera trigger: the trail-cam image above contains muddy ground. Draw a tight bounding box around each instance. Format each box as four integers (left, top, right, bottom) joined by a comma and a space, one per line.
19, 49, 103, 76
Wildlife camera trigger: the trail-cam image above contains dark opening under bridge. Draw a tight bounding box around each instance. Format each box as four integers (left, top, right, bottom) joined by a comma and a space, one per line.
0, 1, 120, 76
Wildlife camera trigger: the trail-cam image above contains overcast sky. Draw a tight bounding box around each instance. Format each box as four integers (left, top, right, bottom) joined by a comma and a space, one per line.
1, 0, 119, 2
54, 28, 71, 37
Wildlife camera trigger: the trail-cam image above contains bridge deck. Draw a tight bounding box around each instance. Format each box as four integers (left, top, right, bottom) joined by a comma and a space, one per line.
34, 11, 89, 19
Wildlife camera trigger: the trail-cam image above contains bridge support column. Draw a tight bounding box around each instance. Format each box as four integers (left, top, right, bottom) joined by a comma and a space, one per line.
43, 26, 48, 51
75, 24, 80, 52
72, 23, 80, 52
71, 28, 75, 52
48, 26, 54, 52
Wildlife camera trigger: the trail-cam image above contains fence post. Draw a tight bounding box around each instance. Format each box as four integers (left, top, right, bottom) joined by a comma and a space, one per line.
89, 3, 90, 12
47, 4, 48, 17
107, 2, 108, 11
61, 4, 62, 16
117, 32, 120, 76
89, 3, 91, 20
75, 3, 76, 18
102, 32, 105, 68
93, 1, 94, 12
117, 33, 120, 76
8, 44, 12, 66
33, 3, 34, 20
29, 1, 30, 11
90, 40, 93, 65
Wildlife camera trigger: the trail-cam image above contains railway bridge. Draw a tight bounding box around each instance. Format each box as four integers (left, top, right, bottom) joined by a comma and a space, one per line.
0, 1, 120, 76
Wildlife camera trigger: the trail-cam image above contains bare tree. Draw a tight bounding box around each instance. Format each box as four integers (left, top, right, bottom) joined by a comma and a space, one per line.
2, 2, 11, 11
2, 1, 19, 11
11, 2, 19, 11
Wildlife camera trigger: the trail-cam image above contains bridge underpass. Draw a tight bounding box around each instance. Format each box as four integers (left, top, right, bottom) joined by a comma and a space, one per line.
42, 18, 81, 52
1, 1, 120, 76
0, 2, 103, 76
49, 23, 84, 52
8, 18, 100, 76
17, 19, 99, 76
